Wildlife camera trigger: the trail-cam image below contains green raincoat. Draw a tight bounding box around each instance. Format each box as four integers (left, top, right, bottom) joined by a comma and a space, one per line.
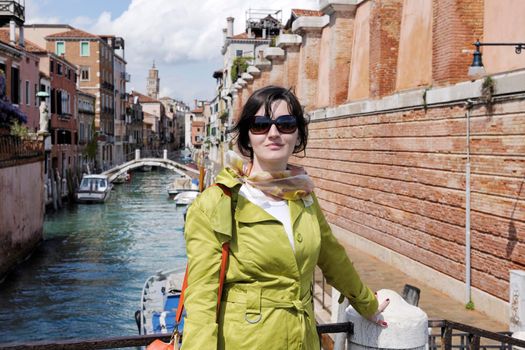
181, 168, 378, 349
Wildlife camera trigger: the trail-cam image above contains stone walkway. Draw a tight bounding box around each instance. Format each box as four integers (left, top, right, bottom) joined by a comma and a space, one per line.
343, 243, 508, 332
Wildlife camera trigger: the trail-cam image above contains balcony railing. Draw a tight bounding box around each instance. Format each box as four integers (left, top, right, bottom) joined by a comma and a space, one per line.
101, 81, 115, 91
120, 72, 131, 82
0, 135, 44, 168
0, 1, 25, 25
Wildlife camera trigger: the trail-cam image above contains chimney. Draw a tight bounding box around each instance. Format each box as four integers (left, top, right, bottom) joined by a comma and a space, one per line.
226, 17, 234, 37
19, 26, 24, 47
9, 20, 15, 45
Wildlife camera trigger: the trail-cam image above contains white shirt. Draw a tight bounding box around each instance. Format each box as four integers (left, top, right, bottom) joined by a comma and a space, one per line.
238, 183, 295, 252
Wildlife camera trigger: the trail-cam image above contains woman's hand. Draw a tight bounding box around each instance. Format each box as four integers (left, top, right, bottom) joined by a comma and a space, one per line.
366, 297, 390, 327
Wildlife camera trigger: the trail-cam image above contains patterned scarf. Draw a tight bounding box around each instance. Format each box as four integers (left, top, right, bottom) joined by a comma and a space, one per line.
225, 151, 314, 201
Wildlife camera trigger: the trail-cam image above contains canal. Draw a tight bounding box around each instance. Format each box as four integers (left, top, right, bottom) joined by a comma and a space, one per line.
0, 169, 186, 343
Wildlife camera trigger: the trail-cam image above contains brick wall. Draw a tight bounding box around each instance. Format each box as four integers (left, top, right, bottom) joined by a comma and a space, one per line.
432, 0, 484, 85
369, 0, 402, 98
293, 99, 525, 301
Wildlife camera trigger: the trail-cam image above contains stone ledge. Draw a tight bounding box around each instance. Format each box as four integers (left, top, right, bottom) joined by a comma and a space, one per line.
236, 78, 247, 87
241, 73, 253, 82
263, 47, 285, 60
247, 65, 260, 77
308, 69, 525, 121
320, 0, 361, 15
292, 15, 330, 33
277, 34, 302, 47
255, 59, 272, 71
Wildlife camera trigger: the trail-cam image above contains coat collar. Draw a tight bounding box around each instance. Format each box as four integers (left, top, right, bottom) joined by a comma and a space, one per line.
212, 167, 313, 228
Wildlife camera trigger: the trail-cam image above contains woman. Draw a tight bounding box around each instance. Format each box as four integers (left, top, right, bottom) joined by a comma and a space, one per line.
182, 86, 388, 349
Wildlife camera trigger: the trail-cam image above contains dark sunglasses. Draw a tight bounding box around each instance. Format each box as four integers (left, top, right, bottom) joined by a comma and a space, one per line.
249, 115, 298, 135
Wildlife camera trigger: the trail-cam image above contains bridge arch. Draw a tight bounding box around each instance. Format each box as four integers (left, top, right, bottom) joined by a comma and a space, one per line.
103, 158, 199, 183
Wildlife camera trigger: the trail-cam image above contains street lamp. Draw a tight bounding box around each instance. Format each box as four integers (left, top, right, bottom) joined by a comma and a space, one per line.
468, 40, 525, 77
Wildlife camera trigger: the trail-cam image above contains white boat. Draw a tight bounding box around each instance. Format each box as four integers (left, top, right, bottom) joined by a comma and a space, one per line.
112, 171, 130, 184
76, 174, 112, 203
140, 165, 153, 172
135, 267, 186, 335
173, 190, 200, 206
166, 177, 198, 197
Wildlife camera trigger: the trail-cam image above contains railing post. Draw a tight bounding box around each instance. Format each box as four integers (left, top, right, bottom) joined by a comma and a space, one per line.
442, 325, 452, 350
135, 149, 140, 161
467, 334, 480, 350
163, 149, 167, 160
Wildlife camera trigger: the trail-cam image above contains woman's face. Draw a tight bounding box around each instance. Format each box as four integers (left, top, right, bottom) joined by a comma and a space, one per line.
248, 99, 299, 172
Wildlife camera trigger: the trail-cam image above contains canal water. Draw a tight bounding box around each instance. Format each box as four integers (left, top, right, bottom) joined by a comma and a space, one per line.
0, 169, 187, 344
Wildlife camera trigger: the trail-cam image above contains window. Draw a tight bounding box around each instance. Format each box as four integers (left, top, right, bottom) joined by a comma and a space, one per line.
79, 123, 85, 142
57, 63, 63, 75
25, 80, 29, 105
56, 41, 65, 56
80, 41, 89, 56
10, 66, 19, 104
34, 84, 38, 106
50, 60, 54, 73
236, 50, 243, 57
80, 67, 89, 81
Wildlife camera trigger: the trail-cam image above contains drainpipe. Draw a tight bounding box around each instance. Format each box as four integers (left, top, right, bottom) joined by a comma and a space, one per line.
465, 99, 474, 305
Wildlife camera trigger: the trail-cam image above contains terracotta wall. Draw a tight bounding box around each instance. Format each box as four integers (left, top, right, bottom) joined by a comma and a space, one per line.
294, 99, 525, 302
483, 0, 525, 74
0, 161, 44, 279
316, 25, 332, 108
347, 1, 371, 101
432, 0, 484, 85
395, 0, 433, 91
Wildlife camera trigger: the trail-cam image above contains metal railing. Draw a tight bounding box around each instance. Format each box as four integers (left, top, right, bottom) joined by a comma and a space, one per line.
0, 135, 44, 168
0, 323, 353, 350
428, 320, 525, 350
1, 320, 524, 350
313, 266, 331, 313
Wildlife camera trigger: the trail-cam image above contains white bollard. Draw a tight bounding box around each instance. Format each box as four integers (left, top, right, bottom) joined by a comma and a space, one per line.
163, 149, 168, 160
511, 270, 525, 332
346, 289, 428, 350
513, 331, 525, 350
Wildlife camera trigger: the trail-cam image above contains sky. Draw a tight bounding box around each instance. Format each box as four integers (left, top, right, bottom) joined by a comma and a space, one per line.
25, 0, 318, 107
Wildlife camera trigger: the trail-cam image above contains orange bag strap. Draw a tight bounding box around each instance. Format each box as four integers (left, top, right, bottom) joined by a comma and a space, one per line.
175, 183, 232, 324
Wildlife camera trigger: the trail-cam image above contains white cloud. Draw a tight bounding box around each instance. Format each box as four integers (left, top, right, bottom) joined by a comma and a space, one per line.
25, 0, 60, 24
87, 0, 318, 65
26, 0, 319, 103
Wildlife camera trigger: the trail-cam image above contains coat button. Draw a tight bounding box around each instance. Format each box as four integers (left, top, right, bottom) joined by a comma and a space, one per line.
296, 233, 303, 242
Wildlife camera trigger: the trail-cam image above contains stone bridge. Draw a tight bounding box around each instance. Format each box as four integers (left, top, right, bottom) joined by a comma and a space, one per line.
102, 149, 199, 183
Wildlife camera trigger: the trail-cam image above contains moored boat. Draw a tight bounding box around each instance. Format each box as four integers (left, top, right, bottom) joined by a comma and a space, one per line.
136, 267, 186, 335
166, 177, 198, 197
76, 174, 112, 204
112, 171, 131, 184
173, 190, 199, 206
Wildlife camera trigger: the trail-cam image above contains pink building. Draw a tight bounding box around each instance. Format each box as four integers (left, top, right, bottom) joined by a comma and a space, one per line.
0, 30, 41, 132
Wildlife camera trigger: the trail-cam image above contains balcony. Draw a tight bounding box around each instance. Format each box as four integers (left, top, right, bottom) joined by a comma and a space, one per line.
120, 72, 131, 82
102, 81, 115, 91
0, 1, 25, 26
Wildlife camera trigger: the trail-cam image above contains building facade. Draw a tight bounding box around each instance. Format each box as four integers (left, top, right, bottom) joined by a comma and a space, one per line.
77, 91, 95, 173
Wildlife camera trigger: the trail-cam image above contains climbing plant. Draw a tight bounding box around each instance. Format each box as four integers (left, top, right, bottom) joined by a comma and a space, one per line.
230, 56, 253, 83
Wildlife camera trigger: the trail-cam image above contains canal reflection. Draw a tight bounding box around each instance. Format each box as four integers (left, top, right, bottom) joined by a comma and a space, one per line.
0, 169, 186, 343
